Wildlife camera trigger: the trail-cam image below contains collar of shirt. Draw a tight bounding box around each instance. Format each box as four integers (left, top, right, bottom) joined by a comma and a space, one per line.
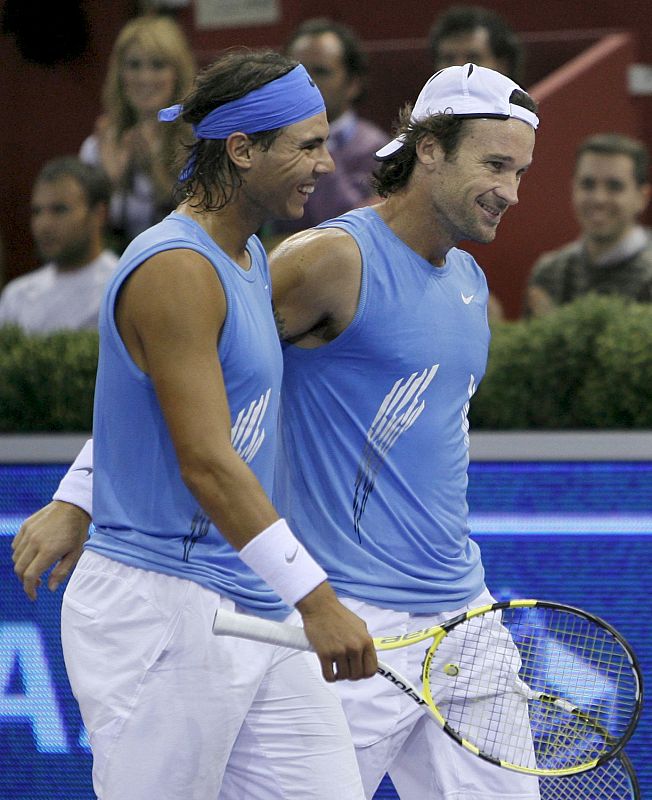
583, 225, 650, 268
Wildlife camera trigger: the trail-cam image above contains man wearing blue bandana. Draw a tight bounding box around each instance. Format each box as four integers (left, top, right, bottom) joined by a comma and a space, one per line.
17, 49, 374, 800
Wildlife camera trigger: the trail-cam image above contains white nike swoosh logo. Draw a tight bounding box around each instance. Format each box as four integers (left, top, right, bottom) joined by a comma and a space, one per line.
285, 546, 299, 564
461, 293, 474, 304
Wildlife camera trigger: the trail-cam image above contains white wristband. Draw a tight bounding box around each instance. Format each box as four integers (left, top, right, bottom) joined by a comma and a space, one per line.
52, 439, 94, 517
238, 518, 327, 607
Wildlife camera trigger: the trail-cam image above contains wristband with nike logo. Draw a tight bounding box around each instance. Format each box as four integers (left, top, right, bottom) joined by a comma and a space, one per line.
238, 518, 327, 607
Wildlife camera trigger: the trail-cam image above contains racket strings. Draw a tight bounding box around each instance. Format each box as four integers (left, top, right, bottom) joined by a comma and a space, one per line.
514, 607, 638, 767
425, 605, 639, 771
539, 754, 639, 800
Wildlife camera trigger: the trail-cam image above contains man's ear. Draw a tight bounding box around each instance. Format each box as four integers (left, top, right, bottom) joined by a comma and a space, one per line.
226, 132, 254, 170
416, 133, 444, 167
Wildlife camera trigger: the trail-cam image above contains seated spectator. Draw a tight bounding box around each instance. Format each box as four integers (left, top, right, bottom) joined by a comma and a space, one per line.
264, 18, 387, 243
0, 157, 117, 332
429, 4, 524, 84
80, 15, 195, 252
526, 134, 652, 317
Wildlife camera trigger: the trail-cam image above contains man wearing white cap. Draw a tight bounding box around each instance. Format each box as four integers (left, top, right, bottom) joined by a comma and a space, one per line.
16, 64, 539, 798
270, 62, 540, 799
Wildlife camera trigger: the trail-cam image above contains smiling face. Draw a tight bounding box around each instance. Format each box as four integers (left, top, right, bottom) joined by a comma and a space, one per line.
120, 41, 178, 118
425, 117, 534, 247
573, 151, 650, 248
242, 112, 335, 223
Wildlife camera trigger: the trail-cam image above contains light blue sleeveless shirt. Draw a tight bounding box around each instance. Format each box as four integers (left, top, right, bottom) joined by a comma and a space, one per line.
87, 213, 289, 619
275, 207, 489, 612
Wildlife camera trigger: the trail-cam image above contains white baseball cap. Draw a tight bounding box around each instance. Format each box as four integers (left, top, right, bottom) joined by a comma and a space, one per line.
375, 63, 539, 159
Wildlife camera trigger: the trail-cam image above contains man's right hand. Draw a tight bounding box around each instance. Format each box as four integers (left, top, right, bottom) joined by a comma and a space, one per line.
12, 500, 90, 600
297, 583, 378, 683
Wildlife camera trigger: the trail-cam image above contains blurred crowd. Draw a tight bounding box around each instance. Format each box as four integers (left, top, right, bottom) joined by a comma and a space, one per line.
0, 4, 650, 333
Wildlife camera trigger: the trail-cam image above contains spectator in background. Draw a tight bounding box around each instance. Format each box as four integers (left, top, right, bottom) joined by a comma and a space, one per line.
0, 157, 117, 333
429, 4, 524, 84
526, 133, 652, 317
264, 18, 387, 244
80, 15, 195, 252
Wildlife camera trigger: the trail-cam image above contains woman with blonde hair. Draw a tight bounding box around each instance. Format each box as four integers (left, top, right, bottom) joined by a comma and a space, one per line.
80, 15, 196, 251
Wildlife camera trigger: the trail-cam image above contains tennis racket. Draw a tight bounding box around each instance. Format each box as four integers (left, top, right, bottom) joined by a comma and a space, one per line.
212, 599, 642, 777
539, 751, 640, 799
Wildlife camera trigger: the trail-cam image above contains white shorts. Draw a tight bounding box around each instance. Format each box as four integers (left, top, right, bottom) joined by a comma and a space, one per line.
336, 590, 541, 800
61, 551, 364, 800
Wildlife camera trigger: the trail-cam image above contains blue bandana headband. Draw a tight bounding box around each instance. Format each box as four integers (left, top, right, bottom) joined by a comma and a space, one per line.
159, 63, 325, 138
159, 64, 324, 181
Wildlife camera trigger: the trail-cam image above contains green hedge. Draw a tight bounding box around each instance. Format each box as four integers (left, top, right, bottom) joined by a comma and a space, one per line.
1, 294, 651, 432
470, 295, 652, 429
0, 326, 98, 432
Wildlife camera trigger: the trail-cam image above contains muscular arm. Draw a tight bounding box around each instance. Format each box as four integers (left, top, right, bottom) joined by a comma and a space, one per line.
269, 227, 362, 346
13, 229, 361, 599
15, 247, 375, 680
124, 248, 375, 679
118, 249, 284, 542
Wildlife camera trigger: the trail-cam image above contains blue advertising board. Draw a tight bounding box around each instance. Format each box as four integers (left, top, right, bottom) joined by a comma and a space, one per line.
1, 461, 650, 799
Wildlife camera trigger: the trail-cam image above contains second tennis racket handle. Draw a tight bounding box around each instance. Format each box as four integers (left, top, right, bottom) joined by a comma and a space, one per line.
212, 608, 313, 651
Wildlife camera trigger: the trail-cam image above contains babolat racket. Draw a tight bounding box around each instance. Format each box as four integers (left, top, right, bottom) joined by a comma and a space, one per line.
213, 599, 642, 777
539, 752, 640, 799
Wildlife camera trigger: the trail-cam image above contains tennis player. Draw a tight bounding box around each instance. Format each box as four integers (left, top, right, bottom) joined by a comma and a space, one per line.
16, 64, 539, 798
269, 63, 540, 799
20, 49, 375, 800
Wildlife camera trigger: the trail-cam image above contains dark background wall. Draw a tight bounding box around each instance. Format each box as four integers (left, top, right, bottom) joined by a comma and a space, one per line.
1, 0, 651, 316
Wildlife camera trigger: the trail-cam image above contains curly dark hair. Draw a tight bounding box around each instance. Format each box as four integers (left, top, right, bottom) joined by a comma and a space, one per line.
175, 49, 299, 213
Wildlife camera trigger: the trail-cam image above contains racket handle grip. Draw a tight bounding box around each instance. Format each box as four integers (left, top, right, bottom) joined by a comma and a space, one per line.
212, 608, 313, 652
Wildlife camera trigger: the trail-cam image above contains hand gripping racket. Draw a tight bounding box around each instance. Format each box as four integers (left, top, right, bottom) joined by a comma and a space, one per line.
539, 751, 640, 799
213, 599, 642, 777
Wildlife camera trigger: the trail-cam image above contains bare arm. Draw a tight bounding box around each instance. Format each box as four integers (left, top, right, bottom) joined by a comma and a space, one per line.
269, 227, 362, 345
116, 247, 375, 681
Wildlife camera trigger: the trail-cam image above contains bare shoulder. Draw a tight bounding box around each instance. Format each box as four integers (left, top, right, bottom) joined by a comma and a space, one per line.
127, 247, 222, 298
270, 226, 360, 282
269, 227, 362, 343
118, 247, 226, 346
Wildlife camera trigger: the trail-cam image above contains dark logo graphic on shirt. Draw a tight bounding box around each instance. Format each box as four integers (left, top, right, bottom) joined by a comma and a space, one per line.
353, 366, 439, 540
183, 511, 210, 562
72, 467, 93, 476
